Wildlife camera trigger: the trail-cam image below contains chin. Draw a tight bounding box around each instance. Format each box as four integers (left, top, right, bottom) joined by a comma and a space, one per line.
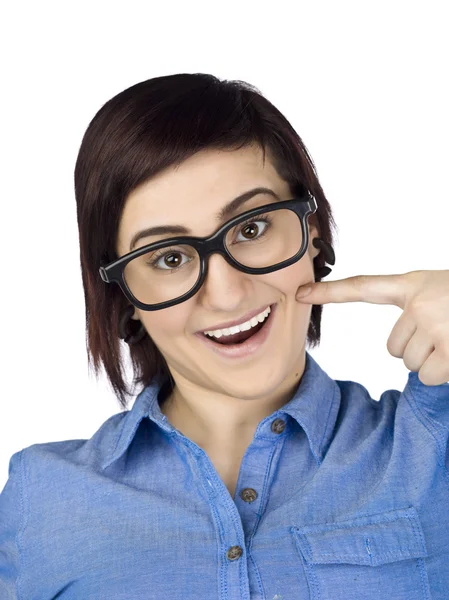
215, 364, 288, 400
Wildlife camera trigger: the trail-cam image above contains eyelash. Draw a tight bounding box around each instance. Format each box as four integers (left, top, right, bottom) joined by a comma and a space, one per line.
146, 213, 273, 270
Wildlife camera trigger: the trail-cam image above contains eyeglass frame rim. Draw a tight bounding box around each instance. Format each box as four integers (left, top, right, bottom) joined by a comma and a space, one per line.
99, 191, 318, 311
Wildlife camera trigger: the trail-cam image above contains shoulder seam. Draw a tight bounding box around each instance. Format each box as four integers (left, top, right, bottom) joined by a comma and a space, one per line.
336, 379, 384, 407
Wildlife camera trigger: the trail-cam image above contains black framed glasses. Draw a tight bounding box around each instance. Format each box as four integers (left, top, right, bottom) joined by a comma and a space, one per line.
99, 191, 317, 311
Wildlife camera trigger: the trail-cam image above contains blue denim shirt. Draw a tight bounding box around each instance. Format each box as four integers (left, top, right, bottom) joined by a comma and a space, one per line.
1, 351, 448, 599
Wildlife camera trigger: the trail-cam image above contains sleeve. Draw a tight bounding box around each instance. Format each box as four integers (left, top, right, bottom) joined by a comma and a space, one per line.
403, 370, 449, 469
0, 449, 24, 600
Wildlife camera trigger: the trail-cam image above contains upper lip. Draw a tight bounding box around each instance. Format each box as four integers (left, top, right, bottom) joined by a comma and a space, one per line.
196, 304, 274, 334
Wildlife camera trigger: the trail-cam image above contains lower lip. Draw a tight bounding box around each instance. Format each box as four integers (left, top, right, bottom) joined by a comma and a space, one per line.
195, 303, 277, 359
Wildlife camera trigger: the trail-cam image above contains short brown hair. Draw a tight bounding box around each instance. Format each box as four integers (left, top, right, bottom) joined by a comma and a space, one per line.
74, 73, 338, 409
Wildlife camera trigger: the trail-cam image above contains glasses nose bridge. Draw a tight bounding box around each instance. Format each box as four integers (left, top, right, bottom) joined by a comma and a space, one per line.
200, 226, 235, 268
197, 231, 248, 300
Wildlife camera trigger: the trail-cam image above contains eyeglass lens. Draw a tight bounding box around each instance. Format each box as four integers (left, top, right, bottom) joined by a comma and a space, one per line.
123, 208, 303, 306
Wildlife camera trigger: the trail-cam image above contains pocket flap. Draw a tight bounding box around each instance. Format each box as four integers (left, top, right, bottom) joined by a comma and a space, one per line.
292, 506, 428, 567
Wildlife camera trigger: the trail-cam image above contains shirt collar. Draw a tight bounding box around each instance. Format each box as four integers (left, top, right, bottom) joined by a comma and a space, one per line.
101, 351, 341, 471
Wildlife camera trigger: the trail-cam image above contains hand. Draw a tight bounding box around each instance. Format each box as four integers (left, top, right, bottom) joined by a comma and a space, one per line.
295, 270, 449, 386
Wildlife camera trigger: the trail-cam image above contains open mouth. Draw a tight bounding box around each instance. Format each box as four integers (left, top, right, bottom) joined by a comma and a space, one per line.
196, 304, 277, 357
207, 314, 270, 345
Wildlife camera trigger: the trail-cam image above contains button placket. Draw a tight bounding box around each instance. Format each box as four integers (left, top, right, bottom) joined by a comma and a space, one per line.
237, 418, 286, 501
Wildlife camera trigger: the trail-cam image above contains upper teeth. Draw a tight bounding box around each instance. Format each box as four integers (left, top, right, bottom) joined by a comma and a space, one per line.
203, 306, 271, 339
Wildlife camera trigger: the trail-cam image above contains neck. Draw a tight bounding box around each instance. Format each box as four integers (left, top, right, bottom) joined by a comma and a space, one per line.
159, 353, 306, 451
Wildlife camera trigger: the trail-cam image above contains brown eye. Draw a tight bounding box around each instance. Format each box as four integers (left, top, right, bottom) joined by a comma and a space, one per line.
241, 223, 259, 239
163, 253, 182, 267
234, 218, 270, 243
145, 247, 194, 271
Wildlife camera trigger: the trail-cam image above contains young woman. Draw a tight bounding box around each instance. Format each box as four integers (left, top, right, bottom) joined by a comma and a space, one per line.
1, 73, 448, 599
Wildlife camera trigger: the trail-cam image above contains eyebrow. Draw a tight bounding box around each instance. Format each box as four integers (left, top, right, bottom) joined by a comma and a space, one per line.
129, 186, 281, 251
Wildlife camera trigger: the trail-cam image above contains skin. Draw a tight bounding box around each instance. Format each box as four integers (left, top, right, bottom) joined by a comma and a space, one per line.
116, 143, 321, 456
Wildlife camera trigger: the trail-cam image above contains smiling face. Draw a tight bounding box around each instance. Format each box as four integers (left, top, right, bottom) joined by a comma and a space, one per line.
115, 143, 321, 402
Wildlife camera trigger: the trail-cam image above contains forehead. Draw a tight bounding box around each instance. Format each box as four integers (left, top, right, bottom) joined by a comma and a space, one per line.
116, 144, 292, 254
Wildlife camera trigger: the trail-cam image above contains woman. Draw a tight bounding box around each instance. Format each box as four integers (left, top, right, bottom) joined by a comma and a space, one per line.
1, 73, 448, 599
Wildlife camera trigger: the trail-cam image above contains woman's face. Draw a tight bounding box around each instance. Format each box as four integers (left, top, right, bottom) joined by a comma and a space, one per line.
116, 144, 320, 400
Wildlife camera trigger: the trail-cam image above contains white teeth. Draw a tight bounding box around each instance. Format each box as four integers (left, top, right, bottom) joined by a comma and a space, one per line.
203, 305, 271, 339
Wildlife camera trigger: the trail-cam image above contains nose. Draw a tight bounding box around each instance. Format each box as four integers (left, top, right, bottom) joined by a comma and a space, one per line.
197, 252, 250, 310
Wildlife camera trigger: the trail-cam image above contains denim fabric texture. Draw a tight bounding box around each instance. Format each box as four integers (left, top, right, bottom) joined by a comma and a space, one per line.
1, 351, 448, 599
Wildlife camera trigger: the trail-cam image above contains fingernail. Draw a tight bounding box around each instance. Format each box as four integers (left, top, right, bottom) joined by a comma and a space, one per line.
296, 285, 312, 298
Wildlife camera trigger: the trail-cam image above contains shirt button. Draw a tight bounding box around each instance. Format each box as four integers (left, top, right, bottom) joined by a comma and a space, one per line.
239, 487, 258, 502
227, 545, 243, 561
271, 418, 286, 434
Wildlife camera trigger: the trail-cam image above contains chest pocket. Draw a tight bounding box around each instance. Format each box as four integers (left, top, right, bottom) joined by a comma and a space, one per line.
291, 506, 432, 600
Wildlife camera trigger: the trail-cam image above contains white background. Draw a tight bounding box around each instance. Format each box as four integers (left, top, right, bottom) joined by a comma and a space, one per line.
1, 1, 448, 487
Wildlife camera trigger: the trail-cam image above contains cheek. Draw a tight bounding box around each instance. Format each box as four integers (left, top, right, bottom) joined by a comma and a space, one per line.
139, 303, 192, 344
266, 260, 313, 295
